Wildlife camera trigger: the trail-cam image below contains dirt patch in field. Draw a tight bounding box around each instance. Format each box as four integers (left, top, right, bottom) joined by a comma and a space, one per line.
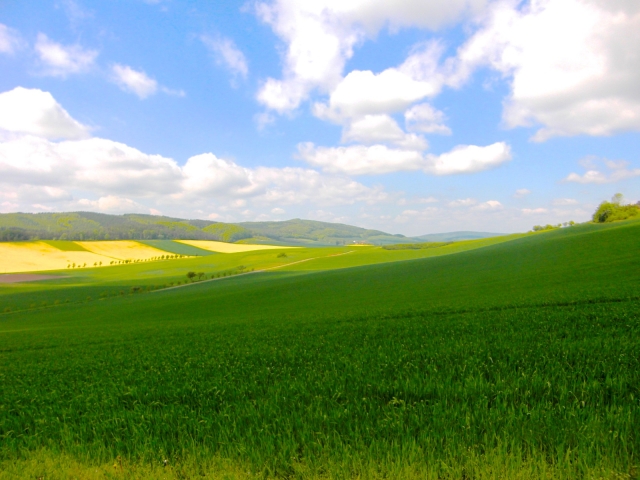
0, 274, 67, 284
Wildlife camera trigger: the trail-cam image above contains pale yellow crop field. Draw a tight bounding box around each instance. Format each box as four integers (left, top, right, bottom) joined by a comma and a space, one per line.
177, 240, 297, 253
0, 242, 112, 273
76, 241, 170, 261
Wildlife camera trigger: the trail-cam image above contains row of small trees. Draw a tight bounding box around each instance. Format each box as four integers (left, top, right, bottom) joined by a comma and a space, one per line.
531, 221, 575, 232
65, 254, 187, 269
185, 266, 252, 282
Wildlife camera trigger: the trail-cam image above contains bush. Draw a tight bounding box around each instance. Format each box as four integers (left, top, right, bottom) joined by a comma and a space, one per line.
592, 194, 640, 223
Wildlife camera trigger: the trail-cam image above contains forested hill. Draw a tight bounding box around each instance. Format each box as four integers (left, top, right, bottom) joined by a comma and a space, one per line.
0, 212, 420, 245
237, 219, 411, 245
0, 212, 252, 242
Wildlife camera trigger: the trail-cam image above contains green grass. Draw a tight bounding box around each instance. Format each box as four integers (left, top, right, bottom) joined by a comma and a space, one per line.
0, 220, 639, 478
382, 241, 453, 250
41, 240, 89, 251
137, 239, 217, 256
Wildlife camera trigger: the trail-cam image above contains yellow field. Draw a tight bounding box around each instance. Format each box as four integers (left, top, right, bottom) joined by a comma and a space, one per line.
176, 240, 297, 253
0, 242, 112, 274
76, 241, 170, 261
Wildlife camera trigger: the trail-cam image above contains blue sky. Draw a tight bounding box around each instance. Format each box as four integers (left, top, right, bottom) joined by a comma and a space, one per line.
0, 0, 638, 235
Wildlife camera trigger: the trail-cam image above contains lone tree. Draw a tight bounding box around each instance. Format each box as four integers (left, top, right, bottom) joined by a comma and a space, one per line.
197, 272, 205, 280
186, 271, 197, 281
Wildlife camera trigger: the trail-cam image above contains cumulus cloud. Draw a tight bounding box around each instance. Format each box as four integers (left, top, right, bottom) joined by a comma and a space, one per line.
201, 35, 249, 79
0, 24, 22, 54
111, 64, 158, 98
0, 134, 388, 213
35, 33, 97, 76
514, 188, 531, 198
341, 115, 428, 150
181, 153, 261, 198
453, 0, 640, 140
297, 141, 511, 175
297, 143, 425, 175
0, 87, 387, 216
564, 158, 640, 184
255, 0, 488, 112
405, 103, 451, 135
77, 196, 149, 213
0, 87, 90, 140
425, 142, 511, 175
0, 135, 183, 195
313, 41, 446, 122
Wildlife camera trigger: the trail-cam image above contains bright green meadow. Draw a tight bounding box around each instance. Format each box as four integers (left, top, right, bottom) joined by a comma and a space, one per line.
0, 221, 638, 479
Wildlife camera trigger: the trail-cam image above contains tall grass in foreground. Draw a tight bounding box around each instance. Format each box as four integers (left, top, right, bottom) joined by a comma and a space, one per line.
1, 301, 638, 478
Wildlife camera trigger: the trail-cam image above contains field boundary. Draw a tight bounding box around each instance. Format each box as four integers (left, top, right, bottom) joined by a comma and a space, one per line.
152, 250, 356, 293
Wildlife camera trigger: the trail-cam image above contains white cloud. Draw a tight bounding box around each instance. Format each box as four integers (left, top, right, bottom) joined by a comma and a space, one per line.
0, 135, 183, 196
255, 0, 488, 112
0, 87, 90, 140
564, 158, 640, 184
552, 198, 578, 205
472, 199, 502, 210
298, 141, 511, 175
271, 207, 285, 214
454, 0, 640, 140
0, 80, 389, 217
314, 63, 441, 121
201, 35, 249, 79
449, 198, 477, 207
297, 142, 425, 175
0, 24, 22, 54
522, 208, 548, 214
34, 33, 97, 77
405, 103, 451, 135
180, 153, 261, 198
514, 188, 531, 198
424, 142, 511, 175
78, 196, 149, 214
341, 114, 428, 150
0, 134, 389, 214
111, 64, 158, 99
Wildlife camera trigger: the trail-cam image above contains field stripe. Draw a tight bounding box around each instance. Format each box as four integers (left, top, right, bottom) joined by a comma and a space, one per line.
152, 251, 355, 293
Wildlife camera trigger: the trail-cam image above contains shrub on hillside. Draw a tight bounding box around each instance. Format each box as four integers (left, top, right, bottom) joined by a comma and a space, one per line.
592, 193, 640, 223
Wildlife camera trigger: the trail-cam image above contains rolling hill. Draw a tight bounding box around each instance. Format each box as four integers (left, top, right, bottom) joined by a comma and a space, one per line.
0, 218, 638, 478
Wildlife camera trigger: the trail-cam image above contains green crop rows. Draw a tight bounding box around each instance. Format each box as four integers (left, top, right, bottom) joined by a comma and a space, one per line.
0, 220, 639, 478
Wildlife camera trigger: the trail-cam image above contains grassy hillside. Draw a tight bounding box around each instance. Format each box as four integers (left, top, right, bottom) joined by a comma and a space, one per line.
415, 230, 504, 242
0, 220, 638, 478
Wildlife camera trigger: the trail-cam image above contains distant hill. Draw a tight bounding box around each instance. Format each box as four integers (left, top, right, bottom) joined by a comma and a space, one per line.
415, 231, 505, 242
0, 212, 252, 242
238, 218, 416, 246
0, 212, 421, 245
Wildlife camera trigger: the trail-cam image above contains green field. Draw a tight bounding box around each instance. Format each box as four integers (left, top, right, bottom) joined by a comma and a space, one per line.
137, 239, 217, 257
0, 221, 638, 478
41, 240, 89, 252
